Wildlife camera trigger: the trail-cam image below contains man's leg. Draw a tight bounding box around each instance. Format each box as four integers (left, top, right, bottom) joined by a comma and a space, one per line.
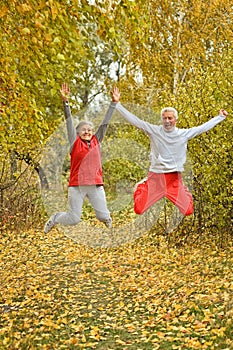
87, 185, 112, 227
165, 173, 194, 216
134, 173, 165, 214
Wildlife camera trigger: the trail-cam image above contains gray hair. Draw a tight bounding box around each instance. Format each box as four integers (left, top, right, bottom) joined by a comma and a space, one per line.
76, 120, 94, 133
161, 107, 178, 120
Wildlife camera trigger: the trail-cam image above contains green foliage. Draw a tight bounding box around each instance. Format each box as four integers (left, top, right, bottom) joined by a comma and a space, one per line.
172, 62, 233, 236
103, 158, 144, 191
101, 122, 150, 194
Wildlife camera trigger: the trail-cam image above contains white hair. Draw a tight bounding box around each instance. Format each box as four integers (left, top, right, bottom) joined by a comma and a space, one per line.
76, 120, 94, 133
161, 107, 178, 120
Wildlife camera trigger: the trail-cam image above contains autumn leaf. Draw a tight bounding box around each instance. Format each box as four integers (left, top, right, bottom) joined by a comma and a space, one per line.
0, 229, 233, 349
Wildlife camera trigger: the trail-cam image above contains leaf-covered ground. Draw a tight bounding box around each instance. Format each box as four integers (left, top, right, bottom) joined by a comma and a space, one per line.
0, 228, 233, 349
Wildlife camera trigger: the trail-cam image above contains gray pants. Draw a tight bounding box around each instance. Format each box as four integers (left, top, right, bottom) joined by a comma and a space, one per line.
53, 185, 111, 225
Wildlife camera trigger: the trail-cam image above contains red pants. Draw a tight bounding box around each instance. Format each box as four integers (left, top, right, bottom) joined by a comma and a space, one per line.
134, 172, 194, 216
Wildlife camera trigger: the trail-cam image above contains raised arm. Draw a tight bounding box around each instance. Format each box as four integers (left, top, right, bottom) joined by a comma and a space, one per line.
60, 83, 77, 149
95, 97, 116, 143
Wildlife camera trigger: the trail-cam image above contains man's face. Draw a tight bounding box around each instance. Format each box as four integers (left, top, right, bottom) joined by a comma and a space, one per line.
78, 124, 93, 141
162, 111, 177, 132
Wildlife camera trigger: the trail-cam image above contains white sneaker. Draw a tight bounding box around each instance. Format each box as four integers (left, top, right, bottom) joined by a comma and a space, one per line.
103, 218, 112, 229
134, 177, 148, 191
44, 216, 55, 233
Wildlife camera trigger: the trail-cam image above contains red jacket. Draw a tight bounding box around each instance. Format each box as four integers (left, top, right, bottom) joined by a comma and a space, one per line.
68, 135, 103, 186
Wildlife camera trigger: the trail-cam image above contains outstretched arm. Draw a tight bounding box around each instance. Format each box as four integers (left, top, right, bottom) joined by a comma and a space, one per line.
60, 83, 76, 149
185, 108, 228, 140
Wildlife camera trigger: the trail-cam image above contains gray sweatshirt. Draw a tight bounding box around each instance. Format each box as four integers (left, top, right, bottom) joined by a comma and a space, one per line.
114, 102, 226, 173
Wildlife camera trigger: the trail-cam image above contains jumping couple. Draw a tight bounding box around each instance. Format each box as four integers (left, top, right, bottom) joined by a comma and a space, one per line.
44, 84, 228, 233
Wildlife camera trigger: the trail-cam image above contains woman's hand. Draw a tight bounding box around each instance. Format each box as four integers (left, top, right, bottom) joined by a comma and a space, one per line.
111, 86, 120, 103
60, 83, 70, 101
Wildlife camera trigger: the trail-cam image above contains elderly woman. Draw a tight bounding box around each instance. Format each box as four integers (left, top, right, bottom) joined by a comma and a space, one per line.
44, 83, 115, 233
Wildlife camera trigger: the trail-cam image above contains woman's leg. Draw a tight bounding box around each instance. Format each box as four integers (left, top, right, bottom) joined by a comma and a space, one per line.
44, 186, 85, 233
54, 186, 85, 225
87, 185, 112, 225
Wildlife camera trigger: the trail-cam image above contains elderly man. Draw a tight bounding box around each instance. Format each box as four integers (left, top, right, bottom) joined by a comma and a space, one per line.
111, 87, 228, 216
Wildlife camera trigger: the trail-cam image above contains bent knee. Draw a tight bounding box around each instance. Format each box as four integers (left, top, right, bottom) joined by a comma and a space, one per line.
70, 214, 81, 225
184, 203, 194, 216
185, 208, 194, 216
134, 184, 148, 215
134, 203, 145, 215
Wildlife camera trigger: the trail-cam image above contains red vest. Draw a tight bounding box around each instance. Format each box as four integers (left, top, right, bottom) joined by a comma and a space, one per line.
68, 135, 103, 186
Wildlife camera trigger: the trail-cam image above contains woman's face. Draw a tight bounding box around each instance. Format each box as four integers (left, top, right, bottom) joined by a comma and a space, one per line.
78, 124, 93, 141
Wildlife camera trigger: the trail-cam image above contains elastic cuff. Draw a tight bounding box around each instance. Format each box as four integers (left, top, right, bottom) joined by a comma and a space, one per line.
110, 101, 119, 107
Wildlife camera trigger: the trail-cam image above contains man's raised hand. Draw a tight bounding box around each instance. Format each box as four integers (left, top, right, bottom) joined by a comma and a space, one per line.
220, 109, 228, 117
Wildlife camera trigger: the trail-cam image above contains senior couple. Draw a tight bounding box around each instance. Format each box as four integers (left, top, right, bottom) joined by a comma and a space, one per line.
44, 84, 228, 233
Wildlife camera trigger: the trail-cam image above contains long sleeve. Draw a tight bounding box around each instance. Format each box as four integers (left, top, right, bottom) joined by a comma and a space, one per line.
183, 115, 226, 140
95, 102, 116, 143
63, 101, 77, 150
114, 102, 155, 135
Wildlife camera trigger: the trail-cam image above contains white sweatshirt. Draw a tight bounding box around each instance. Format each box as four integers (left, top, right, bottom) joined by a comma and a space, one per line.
114, 102, 225, 173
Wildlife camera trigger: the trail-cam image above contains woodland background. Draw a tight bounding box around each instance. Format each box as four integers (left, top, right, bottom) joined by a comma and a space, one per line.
0, 0, 233, 349
1, 0, 232, 240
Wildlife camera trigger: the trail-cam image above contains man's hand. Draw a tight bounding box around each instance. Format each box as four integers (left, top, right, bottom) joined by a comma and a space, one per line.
60, 83, 70, 101
111, 86, 120, 103
219, 109, 228, 117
